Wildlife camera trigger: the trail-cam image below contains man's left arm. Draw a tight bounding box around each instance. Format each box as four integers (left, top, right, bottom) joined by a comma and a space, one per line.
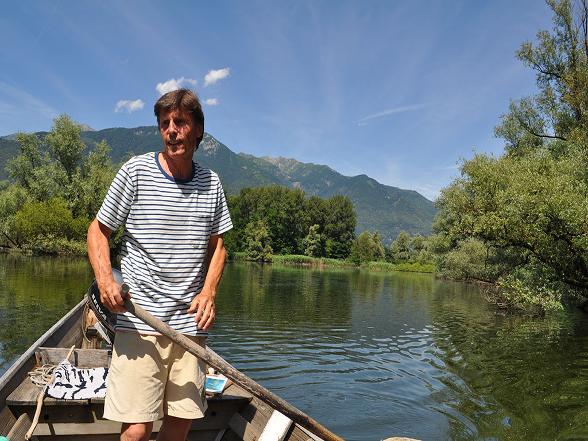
188, 234, 227, 331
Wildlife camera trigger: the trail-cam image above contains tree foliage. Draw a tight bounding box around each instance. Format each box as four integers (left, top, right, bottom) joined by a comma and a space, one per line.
349, 231, 385, 264
303, 224, 324, 257
434, 0, 588, 311
0, 115, 116, 253
228, 186, 356, 258
245, 220, 273, 262
323, 195, 356, 259
387, 231, 434, 264
45, 115, 86, 180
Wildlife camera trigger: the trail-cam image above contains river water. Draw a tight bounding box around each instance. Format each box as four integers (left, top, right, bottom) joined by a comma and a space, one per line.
1, 254, 587, 440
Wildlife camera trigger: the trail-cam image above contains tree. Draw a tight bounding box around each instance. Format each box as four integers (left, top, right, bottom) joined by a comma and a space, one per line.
229, 186, 307, 254
1, 114, 116, 254
323, 195, 356, 259
45, 114, 86, 180
0, 185, 30, 247
245, 220, 273, 262
303, 224, 324, 257
75, 140, 117, 218
349, 231, 385, 264
434, 0, 588, 311
228, 187, 357, 258
6, 133, 42, 189
388, 231, 411, 262
494, 0, 588, 153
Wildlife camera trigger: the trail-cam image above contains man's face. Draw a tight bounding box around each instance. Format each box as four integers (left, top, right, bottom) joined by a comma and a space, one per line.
158, 108, 202, 161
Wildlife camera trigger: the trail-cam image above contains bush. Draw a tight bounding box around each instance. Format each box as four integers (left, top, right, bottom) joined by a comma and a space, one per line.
24, 236, 88, 255
12, 198, 88, 244
437, 238, 508, 282
483, 262, 581, 315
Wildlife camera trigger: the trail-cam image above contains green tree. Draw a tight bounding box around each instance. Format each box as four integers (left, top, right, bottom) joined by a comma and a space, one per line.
245, 220, 273, 262
494, 0, 588, 153
228, 187, 356, 258
434, 0, 588, 311
303, 224, 324, 257
0, 185, 30, 247
45, 114, 86, 180
229, 186, 307, 254
6, 133, 42, 189
304, 196, 327, 231
349, 231, 385, 264
76, 140, 117, 218
323, 195, 356, 259
2, 114, 116, 254
389, 231, 411, 262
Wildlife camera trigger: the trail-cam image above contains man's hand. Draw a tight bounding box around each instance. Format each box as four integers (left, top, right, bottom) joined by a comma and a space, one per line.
99, 278, 127, 313
188, 290, 216, 331
88, 219, 126, 313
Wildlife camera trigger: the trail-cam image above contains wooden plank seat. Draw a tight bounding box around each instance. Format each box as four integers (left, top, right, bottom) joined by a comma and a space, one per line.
5, 348, 252, 439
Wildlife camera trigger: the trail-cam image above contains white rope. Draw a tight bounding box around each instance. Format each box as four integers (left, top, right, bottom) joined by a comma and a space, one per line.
28, 364, 58, 387
25, 346, 76, 440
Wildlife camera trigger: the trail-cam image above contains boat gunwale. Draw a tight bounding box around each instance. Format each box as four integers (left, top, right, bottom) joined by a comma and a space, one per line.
0, 298, 87, 410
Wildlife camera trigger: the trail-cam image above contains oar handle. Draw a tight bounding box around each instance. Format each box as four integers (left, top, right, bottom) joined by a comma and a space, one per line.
121, 295, 343, 441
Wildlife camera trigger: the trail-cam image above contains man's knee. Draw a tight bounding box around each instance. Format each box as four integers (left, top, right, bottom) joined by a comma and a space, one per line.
121, 422, 153, 441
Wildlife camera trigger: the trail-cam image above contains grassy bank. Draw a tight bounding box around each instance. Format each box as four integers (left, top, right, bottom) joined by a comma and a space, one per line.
362, 261, 435, 273
229, 252, 435, 274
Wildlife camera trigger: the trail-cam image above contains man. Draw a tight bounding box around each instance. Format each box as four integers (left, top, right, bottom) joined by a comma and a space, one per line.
87, 88, 232, 441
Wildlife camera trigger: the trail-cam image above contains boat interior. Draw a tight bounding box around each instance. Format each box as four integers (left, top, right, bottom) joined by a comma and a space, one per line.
0, 300, 322, 441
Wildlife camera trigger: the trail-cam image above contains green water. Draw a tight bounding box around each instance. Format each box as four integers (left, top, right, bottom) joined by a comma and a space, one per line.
1, 255, 587, 441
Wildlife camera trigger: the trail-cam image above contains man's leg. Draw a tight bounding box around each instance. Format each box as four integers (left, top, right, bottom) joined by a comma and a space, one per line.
156, 415, 192, 441
105, 334, 168, 439
121, 422, 154, 441
162, 336, 208, 440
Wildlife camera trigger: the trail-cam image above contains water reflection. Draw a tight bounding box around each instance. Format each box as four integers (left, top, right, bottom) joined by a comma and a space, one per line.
429, 285, 588, 441
0, 255, 92, 375
1, 256, 588, 441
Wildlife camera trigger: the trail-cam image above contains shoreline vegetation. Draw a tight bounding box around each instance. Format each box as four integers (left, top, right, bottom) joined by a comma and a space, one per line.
2, 1, 588, 315
229, 252, 436, 273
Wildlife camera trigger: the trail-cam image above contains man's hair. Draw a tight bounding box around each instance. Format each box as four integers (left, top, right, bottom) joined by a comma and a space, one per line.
154, 88, 204, 146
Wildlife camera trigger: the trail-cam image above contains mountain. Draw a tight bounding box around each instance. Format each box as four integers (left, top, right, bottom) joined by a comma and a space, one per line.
0, 126, 436, 241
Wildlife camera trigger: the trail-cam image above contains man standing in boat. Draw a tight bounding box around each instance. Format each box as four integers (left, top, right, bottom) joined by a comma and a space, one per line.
87, 88, 233, 441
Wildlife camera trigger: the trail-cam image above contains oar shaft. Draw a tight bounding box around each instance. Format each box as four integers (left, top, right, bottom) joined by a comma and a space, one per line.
123, 298, 343, 441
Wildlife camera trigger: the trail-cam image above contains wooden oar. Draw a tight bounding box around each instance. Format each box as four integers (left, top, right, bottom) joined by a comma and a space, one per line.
122, 292, 343, 441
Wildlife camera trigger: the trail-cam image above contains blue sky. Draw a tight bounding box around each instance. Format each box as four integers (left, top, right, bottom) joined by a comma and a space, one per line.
0, 1, 553, 200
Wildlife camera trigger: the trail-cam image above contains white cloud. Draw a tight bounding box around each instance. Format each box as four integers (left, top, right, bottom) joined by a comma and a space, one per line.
205, 98, 219, 106
356, 103, 429, 125
115, 99, 145, 113
204, 68, 230, 86
155, 77, 197, 95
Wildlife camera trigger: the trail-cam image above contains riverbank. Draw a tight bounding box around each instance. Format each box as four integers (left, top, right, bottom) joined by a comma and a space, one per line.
229, 252, 435, 273
0, 239, 88, 256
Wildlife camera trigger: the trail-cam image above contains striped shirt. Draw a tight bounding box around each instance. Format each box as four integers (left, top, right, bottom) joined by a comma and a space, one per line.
96, 152, 233, 336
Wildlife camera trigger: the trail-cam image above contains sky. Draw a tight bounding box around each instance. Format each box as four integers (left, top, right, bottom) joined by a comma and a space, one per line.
0, 1, 554, 200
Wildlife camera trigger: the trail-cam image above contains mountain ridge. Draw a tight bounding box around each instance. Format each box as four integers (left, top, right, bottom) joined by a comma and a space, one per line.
0, 126, 436, 241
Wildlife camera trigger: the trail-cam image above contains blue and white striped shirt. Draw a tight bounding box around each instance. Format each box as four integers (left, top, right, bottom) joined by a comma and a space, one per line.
96, 152, 233, 335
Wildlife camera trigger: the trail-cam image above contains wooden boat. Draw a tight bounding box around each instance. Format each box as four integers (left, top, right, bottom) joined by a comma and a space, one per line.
0, 298, 337, 441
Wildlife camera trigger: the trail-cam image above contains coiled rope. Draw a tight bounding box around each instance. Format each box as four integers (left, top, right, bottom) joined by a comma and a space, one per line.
25, 345, 75, 440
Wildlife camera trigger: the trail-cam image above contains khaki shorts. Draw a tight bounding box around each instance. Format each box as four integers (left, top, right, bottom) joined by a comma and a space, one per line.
103, 332, 208, 423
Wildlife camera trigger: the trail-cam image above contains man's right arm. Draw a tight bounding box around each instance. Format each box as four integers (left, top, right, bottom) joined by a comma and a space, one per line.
87, 219, 126, 313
